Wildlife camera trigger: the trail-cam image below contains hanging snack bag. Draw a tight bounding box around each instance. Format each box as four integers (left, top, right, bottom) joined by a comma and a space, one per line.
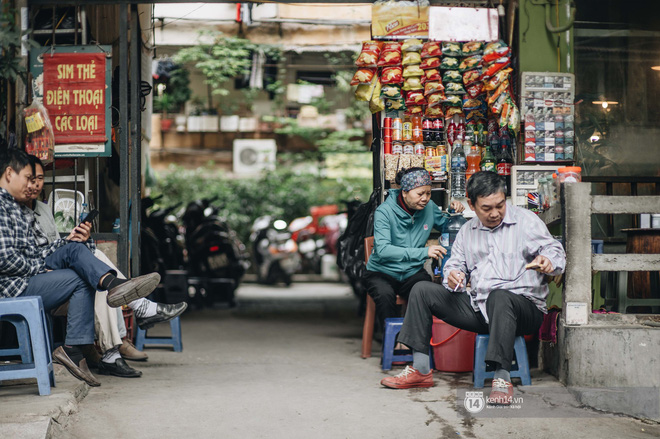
424, 80, 445, 96
462, 69, 482, 86
487, 79, 510, 105
402, 51, 422, 66
484, 40, 507, 56
425, 105, 444, 118
377, 42, 403, 67
355, 74, 379, 101
508, 102, 521, 133
385, 97, 406, 111
499, 98, 513, 127
402, 76, 423, 91
355, 41, 381, 67
381, 66, 403, 84
403, 64, 424, 78
445, 82, 466, 95
443, 94, 462, 107
421, 41, 441, 59
440, 57, 459, 70
402, 38, 424, 52
427, 92, 445, 108
350, 68, 376, 86
24, 100, 54, 163
442, 70, 462, 83
405, 105, 424, 117
490, 90, 509, 114
421, 69, 441, 83
463, 98, 486, 112
466, 82, 485, 98
481, 57, 511, 79
484, 67, 512, 91
461, 41, 484, 56
459, 55, 482, 72
465, 110, 486, 123
370, 79, 385, 114
483, 47, 511, 64
405, 91, 427, 106
445, 106, 464, 118
420, 57, 440, 70
441, 41, 461, 57
381, 84, 402, 99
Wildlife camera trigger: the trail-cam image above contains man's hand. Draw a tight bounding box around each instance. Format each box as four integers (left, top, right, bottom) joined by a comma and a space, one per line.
427, 245, 447, 260
449, 200, 465, 213
528, 255, 554, 274
447, 270, 466, 291
66, 222, 92, 242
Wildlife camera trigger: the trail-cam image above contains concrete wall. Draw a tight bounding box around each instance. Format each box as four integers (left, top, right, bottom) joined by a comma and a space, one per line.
560, 323, 660, 421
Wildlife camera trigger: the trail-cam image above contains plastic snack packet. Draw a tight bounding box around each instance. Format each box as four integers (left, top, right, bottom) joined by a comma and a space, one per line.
405, 91, 427, 106
461, 41, 484, 56
441, 41, 461, 56
424, 80, 445, 96
377, 42, 403, 67
355, 41, 382, 67
403, 64, 424, 78
381, 66, 403, 84
402, 51, 422, 66
421, 41, 441, 59
420, 57, 440, 70
402, 38, 424, 52
402, 76, 423, 91
350, 68, 376, 86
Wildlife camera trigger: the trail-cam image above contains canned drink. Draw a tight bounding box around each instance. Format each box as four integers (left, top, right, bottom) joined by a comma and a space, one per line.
383, 126, 392, 139
425, 147, 436, 156
392, 118, 402, 130
403, 142, 414, 154
383, 117, 392, 127
392, 127, 402, 141
392, 142, 403, 154
414, 143, 425, 155
383, 135, 392, 154
402, 121, 413, 141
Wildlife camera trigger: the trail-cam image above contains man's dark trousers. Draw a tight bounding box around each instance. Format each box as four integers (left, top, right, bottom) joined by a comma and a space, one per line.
364, 268, 431, 331
397, 281, 543, 370
22, 242, 115, 346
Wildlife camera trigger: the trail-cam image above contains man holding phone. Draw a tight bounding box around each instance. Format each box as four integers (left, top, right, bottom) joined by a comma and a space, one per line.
380, 172, 565, 405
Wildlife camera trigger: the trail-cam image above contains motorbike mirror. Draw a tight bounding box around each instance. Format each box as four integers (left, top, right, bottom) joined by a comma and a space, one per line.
273, 220, 287, 230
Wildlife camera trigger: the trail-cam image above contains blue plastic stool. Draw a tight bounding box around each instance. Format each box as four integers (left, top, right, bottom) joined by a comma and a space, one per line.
382, 318, 412, 370
134, 316, 182, 352
0, 296, 55, 395
473, 334, 531, 388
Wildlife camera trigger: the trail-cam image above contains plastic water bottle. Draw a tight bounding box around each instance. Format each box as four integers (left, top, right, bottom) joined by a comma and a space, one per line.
450, 141, 466, 199
446, 213, 467, 248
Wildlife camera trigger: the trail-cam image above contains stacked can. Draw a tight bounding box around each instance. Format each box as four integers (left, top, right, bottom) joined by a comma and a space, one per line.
392, 117, 402, 154
383, 117, 392, 154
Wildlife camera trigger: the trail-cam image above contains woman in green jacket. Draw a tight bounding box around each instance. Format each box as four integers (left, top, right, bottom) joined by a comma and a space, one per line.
364, 167, 464, 332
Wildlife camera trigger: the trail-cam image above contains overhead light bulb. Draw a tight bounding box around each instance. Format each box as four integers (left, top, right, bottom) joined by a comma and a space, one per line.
602, 102, 608, 109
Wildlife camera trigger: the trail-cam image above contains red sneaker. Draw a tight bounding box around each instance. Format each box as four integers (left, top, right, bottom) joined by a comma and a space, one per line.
380, 366, 434, 389
487, 378, 513, 405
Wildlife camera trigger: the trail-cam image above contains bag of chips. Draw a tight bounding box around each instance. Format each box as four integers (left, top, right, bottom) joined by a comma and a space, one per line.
355, 74, 378, 101
422, 69, 441, 83
350, 68, 376, 86
405, 105, 423, 116
381, 66, 403, 84
462, 69, 482, 86
420, 57, 440, 70
445, 82, 466, 95
405, 91, 427, 106
24, 100, 55, 163
463, 98, 485, 112
442, 70, 462, 83
402, 76, 423, 91
484, 68, 512, 91
459, 55, 482, 72
385, 97, 406, 111
425, 106, 444, 118
427, 92, 445, 108
461, 41, 484, 56
421, 41, 441, 59
370, 79, 385, 113
381, 85, 402, 99
487, 79, 510, 105
443, 94, 462, 106
445, 106, 464, 117
441, 41, 461, 57
424, 80, 445, 96
466, 82, 485, 98
377, 42, 403, 67
484, 40, 507, 55
355, 41, 381, 67
508, 102, 520, 133
401, 38, 423, 52
402, 51, 422, 66
490, 90, 509, 114
482, 47, 511, 64
465, 110, 486, 122
440, 57, 459, 70
481, 58, 510, 79
403, 64, 424, 78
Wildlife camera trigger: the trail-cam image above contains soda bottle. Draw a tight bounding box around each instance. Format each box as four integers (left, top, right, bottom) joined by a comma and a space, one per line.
480, 146, 497, 172
466, 143, 481, 182
446, 119, 456, 146
432, 118, 444, 142
422, 118, 433, 142
412, 116, 423, 143
457, 120, 466, 142
497, 143, 513, 196
450, 141, 467, 199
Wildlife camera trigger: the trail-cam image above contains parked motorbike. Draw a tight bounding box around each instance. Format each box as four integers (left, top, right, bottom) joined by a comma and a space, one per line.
182, 198, 249, 306
288, 204, 340, 274
250, 216, 301, 286
140, 196, 185, 277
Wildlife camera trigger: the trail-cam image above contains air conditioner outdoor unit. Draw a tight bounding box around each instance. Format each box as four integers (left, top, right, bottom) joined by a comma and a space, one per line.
233, 139, 277, 175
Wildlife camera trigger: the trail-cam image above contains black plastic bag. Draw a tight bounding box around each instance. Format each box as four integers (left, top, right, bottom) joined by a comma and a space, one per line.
336, 188, 380, 280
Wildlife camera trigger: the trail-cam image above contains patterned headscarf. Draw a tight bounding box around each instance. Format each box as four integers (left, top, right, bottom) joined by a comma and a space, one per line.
401, 169, 432, 192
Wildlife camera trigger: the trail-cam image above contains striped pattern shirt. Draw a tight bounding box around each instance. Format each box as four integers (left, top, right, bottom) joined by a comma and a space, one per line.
442, 203, 565, 322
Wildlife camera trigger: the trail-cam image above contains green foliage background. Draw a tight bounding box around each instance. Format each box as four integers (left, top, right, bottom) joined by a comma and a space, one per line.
151, 164, 372, 245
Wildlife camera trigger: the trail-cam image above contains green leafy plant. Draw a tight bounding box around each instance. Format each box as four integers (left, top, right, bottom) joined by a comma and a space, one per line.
153, 93, 177, 116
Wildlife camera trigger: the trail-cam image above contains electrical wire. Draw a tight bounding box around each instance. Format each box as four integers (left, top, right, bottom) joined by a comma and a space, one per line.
142, 4, 207, 31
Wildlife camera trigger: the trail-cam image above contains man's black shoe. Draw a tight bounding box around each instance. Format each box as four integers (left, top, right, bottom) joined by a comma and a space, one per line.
137, 302, 188, 330
97, 358, 142, 378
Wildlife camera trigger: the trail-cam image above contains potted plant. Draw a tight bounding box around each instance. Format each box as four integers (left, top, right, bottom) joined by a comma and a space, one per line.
153, 93, 176, 131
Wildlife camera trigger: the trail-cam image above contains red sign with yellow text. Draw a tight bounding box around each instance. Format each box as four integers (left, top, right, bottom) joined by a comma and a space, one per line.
42, 53, 106, 144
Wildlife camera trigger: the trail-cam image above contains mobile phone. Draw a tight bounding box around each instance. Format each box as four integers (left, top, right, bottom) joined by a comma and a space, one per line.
80, 209, 99, 225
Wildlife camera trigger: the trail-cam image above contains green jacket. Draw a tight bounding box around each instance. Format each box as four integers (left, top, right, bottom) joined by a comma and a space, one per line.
366, 189, 449, 281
